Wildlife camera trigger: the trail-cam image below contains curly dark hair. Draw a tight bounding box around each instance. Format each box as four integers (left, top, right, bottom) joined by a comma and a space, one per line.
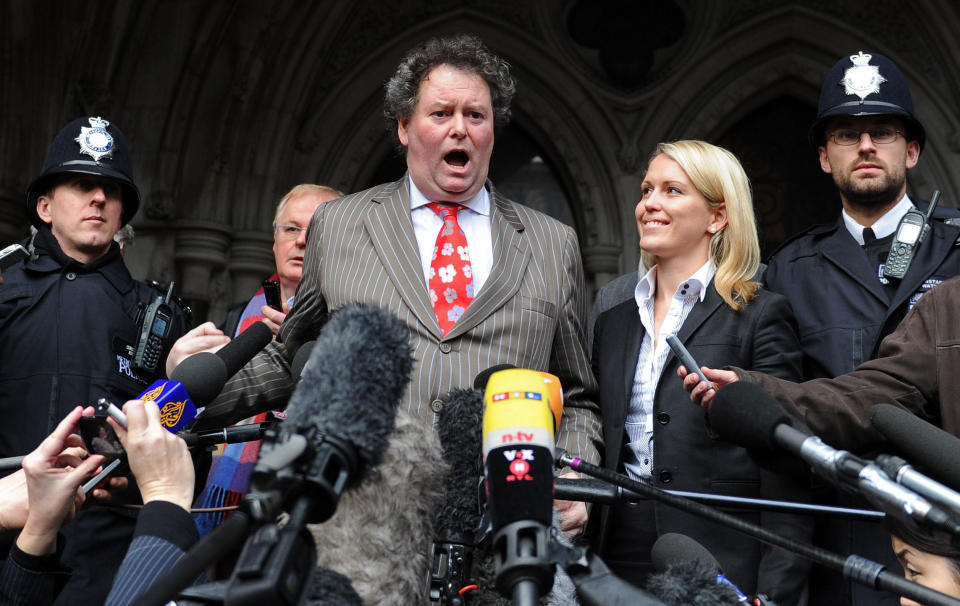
383, 33, 516, 150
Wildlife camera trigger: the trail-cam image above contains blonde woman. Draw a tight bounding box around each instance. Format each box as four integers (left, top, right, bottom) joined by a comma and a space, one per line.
590, 140, 811, 603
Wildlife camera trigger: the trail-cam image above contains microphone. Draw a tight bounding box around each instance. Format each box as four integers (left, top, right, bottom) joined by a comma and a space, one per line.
136, 305, 412, 606
875, 454, 960, 519
139, 321, 273, 433
482, 367, 557, 604
871, 404, 960, 490
649, 533, 749, 604
431, 387, 487, 604
247, 304, 412, 523
710, 383, 960, 537
177, 421, 274, 448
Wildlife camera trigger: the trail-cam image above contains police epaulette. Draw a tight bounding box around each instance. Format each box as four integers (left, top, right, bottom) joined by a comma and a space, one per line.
764, 220, 837, 263
146, 280, 193, 318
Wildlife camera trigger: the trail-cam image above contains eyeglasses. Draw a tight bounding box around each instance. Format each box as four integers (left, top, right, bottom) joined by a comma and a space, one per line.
274, 224, 307, 240
828, 127, 902, 146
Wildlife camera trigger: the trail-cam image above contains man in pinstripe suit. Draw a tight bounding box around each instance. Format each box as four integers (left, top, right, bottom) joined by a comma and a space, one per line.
170, 34, 600, 534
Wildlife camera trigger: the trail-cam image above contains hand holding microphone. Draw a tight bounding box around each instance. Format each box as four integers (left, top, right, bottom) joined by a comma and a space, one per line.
164, 321, 231, 377
109, 400, 195, 511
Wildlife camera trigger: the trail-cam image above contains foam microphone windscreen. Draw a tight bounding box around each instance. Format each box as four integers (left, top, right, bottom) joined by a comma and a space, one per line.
311, 407, 446, 603
283, 304, 413, 472
645, 558, 742, 606
217, 320, 273, 377
304, 567, 361, 606
169, 352, 228, 407
708, 381, 792, 451
651, 533, 722, 575
435, 388, 484, 542
871, 403, 960, 489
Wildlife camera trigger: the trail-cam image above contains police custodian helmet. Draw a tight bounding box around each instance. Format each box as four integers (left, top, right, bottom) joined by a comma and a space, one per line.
25, 116, 140, 227
809, 51, 925, 152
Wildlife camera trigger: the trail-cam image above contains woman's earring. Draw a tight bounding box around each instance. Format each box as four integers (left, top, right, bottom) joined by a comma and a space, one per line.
709, 227, 716, 234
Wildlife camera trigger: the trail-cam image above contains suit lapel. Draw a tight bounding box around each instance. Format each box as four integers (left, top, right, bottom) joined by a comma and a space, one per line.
363, 177, 442, 338
445, 184, 530, 340
671, 281, 725, 361
617, 302, 644, 414
597, 299, 643, 465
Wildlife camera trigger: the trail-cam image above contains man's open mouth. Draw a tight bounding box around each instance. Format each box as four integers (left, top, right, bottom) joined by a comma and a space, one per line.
445, 151, 469, 167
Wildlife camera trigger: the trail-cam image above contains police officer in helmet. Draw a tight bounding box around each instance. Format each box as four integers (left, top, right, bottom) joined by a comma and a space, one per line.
0, 117, 191, 605
764, 52, 960, 606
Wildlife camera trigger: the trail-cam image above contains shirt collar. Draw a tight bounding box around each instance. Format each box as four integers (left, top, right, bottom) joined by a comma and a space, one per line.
842, 194, 914, 245
635, 259, 715, 307
408, 176, 490, 216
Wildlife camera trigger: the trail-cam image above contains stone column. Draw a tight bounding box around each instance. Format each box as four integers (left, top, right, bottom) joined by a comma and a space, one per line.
582, 244, 623, 297
174, 220, 233, 321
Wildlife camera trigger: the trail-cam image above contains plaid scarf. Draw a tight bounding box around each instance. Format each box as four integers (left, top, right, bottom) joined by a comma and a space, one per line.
192, 276, 277, 536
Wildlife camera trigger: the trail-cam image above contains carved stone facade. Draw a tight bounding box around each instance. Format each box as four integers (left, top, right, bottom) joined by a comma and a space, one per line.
3, 0, 959, 322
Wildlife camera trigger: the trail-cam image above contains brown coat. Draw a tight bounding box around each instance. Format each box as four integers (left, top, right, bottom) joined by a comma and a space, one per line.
740, 275, 960, 451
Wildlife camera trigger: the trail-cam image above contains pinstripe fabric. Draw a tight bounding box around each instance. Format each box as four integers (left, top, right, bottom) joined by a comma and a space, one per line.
200, 176, 601, 464
0, 548, 68, 606
104, 535, 191, 606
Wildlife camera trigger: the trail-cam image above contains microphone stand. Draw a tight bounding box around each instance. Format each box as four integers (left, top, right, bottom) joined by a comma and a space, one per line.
557, 451, 960, 606
554, 477, 884, 520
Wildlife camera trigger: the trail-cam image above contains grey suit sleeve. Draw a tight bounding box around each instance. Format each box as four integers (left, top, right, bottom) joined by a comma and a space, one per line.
588, 272, 637, 351
194, 204, 331, 429
0, 542, 70, 606
553, 227, 603, 465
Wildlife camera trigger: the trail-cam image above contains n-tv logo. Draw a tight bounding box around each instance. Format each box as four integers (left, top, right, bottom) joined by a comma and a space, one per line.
499, 431, 536, 444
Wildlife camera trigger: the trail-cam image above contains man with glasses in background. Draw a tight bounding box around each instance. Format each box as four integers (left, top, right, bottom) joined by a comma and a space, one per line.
221, 184, 342, 337
763, 51, 960, 606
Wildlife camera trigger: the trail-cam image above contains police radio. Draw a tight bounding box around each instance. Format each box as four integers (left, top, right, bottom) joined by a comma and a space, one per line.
133, 282, 176, 375
883, 190, 940, 281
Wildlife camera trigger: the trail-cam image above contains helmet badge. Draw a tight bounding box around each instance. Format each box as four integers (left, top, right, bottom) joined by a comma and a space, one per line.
840, 52, 887, 101
75, 116, 115, 162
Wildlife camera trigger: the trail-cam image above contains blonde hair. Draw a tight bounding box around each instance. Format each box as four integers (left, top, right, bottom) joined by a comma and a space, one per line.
640, 140, 760, 310
273, 184, 344, 227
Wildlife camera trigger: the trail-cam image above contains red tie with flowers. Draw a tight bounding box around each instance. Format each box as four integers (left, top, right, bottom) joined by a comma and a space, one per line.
427, 202, 474, 336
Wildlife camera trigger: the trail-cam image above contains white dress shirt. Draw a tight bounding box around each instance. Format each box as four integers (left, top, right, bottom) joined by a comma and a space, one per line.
624, 260, 716, 480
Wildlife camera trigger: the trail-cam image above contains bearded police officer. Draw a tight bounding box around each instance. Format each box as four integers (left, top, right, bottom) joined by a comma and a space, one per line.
0, 117, 191, 605
763, 53, 960, 606
766, 52, 960, 380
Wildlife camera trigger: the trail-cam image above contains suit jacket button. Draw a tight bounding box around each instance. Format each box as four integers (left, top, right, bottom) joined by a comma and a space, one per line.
431, 399, 444, 413
439, 342, 452, 354
659, 469, 672, 484
657, 413, 670, 425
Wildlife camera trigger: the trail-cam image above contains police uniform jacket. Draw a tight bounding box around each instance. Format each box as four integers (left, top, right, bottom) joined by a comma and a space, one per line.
0, 226, 191, 458
764, 200, 960, 379
591, 279, 811, 603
